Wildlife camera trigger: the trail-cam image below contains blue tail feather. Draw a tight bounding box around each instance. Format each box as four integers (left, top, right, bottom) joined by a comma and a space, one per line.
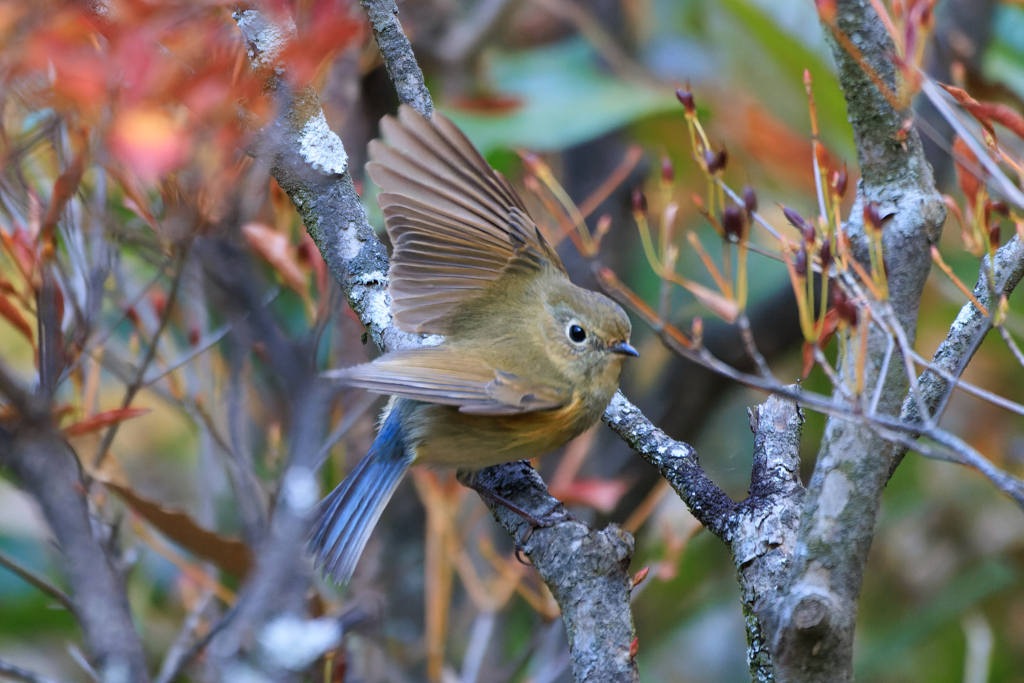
310, 406, 414, 583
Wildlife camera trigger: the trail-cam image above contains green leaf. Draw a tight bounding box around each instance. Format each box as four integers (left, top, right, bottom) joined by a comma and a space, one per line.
715, 0, 854, 157
855, 560, 1018, 678
983, 6, 1024, 101
441, 38, 678, 154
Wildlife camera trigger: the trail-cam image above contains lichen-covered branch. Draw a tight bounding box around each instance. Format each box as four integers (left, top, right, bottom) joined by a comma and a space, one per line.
603, 392, 734, 536
234, 7, 420, 354
457, 465, 639, 683
894, 234, 1024, 460
359, 0, 433, 117
770, 2, 946, 680
730, 394, 806, 683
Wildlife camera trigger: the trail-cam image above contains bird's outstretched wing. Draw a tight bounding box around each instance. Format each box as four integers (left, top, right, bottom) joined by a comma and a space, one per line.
367, 105, 566, 336
324, 347, 568, 415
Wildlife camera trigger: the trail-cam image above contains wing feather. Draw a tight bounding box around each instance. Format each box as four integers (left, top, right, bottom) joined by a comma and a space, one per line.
325, 348, 568, 415
367, 105, 566, 335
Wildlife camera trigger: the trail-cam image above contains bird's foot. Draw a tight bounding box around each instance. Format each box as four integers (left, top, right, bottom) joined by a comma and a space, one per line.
467, 484, 574, 564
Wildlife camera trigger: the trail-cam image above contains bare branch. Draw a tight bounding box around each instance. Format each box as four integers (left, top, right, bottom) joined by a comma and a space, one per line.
359, 0, 433, 117
1, 429, 149, 681
457, 464, 639, 683
890, 234, 1024, 475
0, 547, 76, 614
0, 659, 63, 683
768, 1, 946, 680
603, 392, 734, 537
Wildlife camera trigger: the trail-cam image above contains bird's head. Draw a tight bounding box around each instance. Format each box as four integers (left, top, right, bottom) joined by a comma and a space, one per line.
542, 282, 637, 390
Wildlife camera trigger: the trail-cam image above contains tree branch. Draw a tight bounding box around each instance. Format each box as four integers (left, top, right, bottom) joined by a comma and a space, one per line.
0, 428, 150, 682
769, 2, 946, 680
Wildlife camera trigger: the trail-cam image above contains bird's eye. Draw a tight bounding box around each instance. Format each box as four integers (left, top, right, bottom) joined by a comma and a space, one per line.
567, 324, 587, 344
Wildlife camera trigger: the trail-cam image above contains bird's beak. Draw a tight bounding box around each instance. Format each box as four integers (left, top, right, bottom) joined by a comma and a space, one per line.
609, 341, 640, 357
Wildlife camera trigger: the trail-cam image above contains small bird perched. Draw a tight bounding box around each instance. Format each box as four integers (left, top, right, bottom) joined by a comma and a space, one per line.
310, 105, 638, 583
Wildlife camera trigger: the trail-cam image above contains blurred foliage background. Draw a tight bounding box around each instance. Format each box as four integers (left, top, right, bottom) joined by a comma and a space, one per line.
2, 0, 1024, 681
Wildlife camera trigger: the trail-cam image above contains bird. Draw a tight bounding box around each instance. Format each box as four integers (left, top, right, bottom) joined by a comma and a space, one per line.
309, 104, 638, 584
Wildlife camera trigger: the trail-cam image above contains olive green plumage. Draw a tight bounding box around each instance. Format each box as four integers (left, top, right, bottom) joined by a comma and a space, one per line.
311, 105, 637, 583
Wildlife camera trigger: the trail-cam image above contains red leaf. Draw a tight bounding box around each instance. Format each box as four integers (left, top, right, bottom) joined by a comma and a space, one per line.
549, 478, 629, 513
242, 222, 307, 293
64, 407, 150, 437
952, 137, 983, 213
801, 341, 815, 380
41, 152, 86, 243
0, 294, 33, 342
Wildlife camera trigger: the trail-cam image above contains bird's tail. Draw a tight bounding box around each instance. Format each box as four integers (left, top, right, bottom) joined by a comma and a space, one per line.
309, 407, 414, 584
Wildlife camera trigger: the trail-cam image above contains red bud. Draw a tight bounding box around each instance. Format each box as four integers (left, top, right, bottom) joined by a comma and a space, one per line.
832, 287, 858, 326
722, 206, 745, 241
661, 155, 674, 184
632, 566, 650, 587
188, 327, 201, 347
831, 164, 848, 199
629, 637, 640, 659
743, 185, 757, 214
632, 187, 647, 215
703, 149, 717, 173
989, 200, 1009, 216
864, 202, 882, 233
819, 238, 832, 269
715, 147, 728, 173
676, 87, 696, 114
990, 223, 1001, 247
783, 206, 806, 230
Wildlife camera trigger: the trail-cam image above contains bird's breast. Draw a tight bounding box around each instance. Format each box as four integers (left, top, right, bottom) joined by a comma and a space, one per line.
401, 395, 600, 468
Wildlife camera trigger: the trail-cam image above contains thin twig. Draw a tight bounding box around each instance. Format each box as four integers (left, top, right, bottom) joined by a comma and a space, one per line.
154, 589, 215, 683
92, 247, 189, 469
0, 549, 76, 614
0, 659, 63, 683
869, 333, 895, 416
997, 325, 1024, 369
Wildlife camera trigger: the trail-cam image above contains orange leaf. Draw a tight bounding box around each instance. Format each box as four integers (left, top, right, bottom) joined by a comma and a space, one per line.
109, 106, 190, 182
0, 294, 33, 342
242, 222, 307, 293
0, 227, 37, 281
41, 152, 86, 244
952, 137, 983, 213
63, 407, 150, 436
801, 341, 816, 380
104, 480, 253, 577
969, 101, 1024, 142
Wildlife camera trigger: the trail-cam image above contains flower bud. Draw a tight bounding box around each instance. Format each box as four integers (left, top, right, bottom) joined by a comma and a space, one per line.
819, 238, 832, 269
795, 248, 808, 277
715, 147, 728, 173
632, 187, 647, 215
990, 223, 1001, 247
661, 154, 674, 184
784, 206, 814, 245
864, 202, 882, 233
676, 87, 696, 114
831, 164, 848, 199
743, 185, 757, 214
722, 206, 745, 241
832, 287, 858, 326
989, 200, 1009, 216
